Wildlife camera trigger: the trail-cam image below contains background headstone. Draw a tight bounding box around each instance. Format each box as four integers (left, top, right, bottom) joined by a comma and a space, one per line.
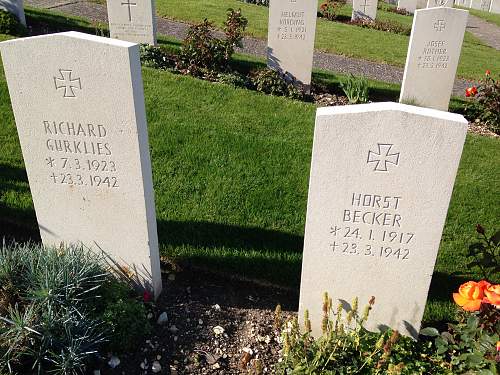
427, 0, 453, 7
299, 102, 468, 339
398, 0, 418, 14
470, 0, 492, 10
400, 8, 468, 111
0, 0, 26, 26
352, 0, 378, 20
490, 0, 500, 13
107, 0, 157, 45
0, 31, 162, 297
454, 0, 472, 7
267, 0, 317, 91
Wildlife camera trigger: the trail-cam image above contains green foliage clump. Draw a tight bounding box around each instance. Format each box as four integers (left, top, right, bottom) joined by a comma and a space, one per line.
275, 292, 499, 374
319, 0, 347, 21
465, 72, 500, 134
216, 71, 249, 88
99, 280, 151, 352
251, 68, 304, 100
177, 9, 247, 76
340, 74, 369, 104
0, 242, 151, 374
350, 19, 411, 35
140, 44, 175, 70
0, 10, 26, 36
238, 0, 269, 6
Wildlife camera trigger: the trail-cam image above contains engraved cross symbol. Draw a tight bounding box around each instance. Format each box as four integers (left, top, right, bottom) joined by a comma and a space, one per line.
54, 69, 81, 98
361, 0, 371, 13
434, 19, 446, 32
367, 143, 400, 172
121, 0, 137, 22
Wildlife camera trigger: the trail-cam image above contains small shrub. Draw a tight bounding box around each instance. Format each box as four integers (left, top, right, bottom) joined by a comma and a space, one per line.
340, 74, 369, 103
0, 242, 151, 374
466, 224, 500, 280
465, 71, 500, 134
216, 71, 249, 88
319, 0, 347, 20
177, 9, 247, 75
0, 9, 26, 36
251, 68, 304, 99
238, 0, 269, 6
140, 44, 175, 70
350, 18, 411, 35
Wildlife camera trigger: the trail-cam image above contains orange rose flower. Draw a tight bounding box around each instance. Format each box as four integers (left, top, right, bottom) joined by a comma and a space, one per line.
453, 281, 489, 311
484, 284, 500, 307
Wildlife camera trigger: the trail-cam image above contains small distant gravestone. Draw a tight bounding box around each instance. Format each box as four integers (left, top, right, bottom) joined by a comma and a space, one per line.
0, 32, 162, 297
267, 0, 317, 91
470, 0, 492, 10
0, 0, 26, 26
400, 8, 468, 111
454, 0, 472, 7
417, 0, 428, 7
352, 0, 378, 21
106, 0, 157, 45
490, 0, 500, 13
398, 0, 418, 14
298, 102, 468, 339
427, 0, 453, 7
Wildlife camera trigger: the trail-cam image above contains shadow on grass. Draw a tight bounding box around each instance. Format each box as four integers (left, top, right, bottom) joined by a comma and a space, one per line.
157, 220, 303, 254
428, 271, 471, 303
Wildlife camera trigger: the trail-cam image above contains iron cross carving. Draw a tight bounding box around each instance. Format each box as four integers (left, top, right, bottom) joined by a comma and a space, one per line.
54, 69, 81, 98
367, 143, 400, 172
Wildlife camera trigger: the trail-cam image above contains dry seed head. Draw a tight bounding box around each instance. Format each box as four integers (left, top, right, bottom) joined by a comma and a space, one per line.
322, 292, 329, 314
375, 335, 385, 349
352, 297, 358, 314
346, 310, 353, 324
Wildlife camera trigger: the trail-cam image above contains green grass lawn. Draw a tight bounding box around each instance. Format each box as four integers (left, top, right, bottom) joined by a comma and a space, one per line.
150, 0, 500, 80
1, 28, 498, 324
460, 6, 500, 27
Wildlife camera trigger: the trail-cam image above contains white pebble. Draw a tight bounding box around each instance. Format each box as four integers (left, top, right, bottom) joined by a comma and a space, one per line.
108, 356, 120, 369
152, 361, 162, 373
213, 326, 225, 336
157, 312, 169, 325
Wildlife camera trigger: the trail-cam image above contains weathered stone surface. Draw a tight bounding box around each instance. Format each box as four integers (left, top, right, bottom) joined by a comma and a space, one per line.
107, 0, 156, 45
0, 31, 162, 297
490, 0, 500, 13
0, 0, 26, 25
398, 0, 418, 14
427, 0, 453, 7
352, 0, 378, 20
470, 0, 492, 10
298, 102, 467, 339
454, 0, 472, 7
400, 8, 468, 111
267, 0, 317, 90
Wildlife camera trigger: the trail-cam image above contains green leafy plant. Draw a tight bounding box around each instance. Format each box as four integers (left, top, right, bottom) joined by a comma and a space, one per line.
0, 9, 26, 36
140, 44, 175, 70
340, 74, 369, 104
216, 71, 249, 88
319, 0, 347, 21
238, 0, 269, 6
177, 9, 247, 76
350, 19, 411, 35
467, 224, 500, 280
251, 68, 304, 99
465, 71, 500, 134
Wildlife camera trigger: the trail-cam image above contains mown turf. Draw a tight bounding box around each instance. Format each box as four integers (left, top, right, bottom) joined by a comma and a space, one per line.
0, 34, 498, 324
150, 0, 500, 80
462, 7, 500, 27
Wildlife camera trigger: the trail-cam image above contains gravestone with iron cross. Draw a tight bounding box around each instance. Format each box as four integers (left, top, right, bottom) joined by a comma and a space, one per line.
106, 0, 157, 45
426, 0, 453, 8
352, 0, 378, 21
397, 0, 418, 14
0, 31, 163, 298
400, 7, 468, 111
299, 102, 467, 339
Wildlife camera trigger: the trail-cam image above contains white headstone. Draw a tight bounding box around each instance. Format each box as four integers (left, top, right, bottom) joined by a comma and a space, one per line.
400, 8, 468, 111
490, 0, 500, 13
398, 0, 418, 14
454, 0, 472, 7
427, 0, 453, 7
417, 0, 428, 7
470, 0, 492, 10
0, 32, 162, 297
267, 0, 317, 90
352, 0, 378, 20
299, 102, 467, 339
107, 0, 157, 45
0, 0, 26, 26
